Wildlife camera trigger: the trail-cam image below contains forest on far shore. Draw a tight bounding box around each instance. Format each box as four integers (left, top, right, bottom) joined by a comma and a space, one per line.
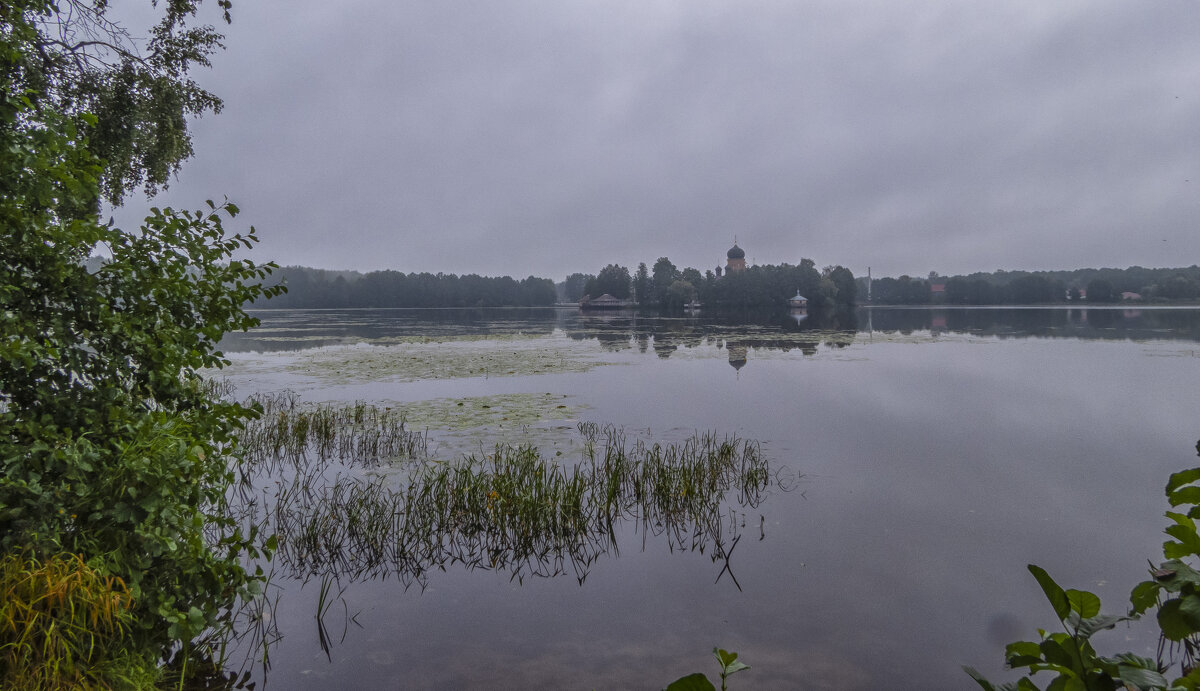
256, 266, 558, 308
862, 264, 1200, 304
247, 263, 1200, 309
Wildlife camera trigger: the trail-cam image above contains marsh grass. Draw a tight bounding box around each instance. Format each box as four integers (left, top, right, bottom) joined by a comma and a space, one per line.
236, 392, 429, 472
243, 421, 778, 588
214, 391, 784, 675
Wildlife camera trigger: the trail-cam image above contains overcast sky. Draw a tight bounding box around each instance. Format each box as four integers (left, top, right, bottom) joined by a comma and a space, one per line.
109, 0, 1200, 281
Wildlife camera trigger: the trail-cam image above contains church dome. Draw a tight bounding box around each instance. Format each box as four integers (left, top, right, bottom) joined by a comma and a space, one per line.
727, 244, 745, 259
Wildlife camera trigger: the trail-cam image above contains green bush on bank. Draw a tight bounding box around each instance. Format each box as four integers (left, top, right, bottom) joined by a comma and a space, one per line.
1, 1, 281, 683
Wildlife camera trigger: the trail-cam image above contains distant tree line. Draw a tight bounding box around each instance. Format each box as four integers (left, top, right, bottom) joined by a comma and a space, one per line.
558, 257, 857, 311
260, 266, 558, 308
860, 265, 1200, 305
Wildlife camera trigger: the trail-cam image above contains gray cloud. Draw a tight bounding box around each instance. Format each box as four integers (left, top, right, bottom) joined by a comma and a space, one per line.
111, 0, 1200, 280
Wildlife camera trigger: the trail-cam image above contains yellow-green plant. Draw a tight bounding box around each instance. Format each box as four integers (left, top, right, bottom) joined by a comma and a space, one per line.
0, 552, 156, 690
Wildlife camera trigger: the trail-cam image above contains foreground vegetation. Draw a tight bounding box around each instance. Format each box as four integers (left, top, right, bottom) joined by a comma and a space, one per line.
968, 441, 1200, 690
1, 1, 285, 686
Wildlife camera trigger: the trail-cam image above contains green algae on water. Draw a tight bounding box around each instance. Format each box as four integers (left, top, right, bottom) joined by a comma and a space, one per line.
284, 337, 621, 383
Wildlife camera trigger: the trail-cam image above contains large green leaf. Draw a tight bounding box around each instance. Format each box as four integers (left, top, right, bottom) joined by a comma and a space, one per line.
1006, 640, 1044, 667
1168, 486, 1200, 508
1154, 560, 1200, 593
1157, 598, 1200, 641
1171, 664, 1200, 690
1117, 664, 1168, 689
1167, 467, 1200, 497
962, 667, 1026, 691
1076, 613, 1132, 639
712, 648, 750, 676
1040, 636, 1081, 671
1163, 515, 1200, 559
1030, 565, 1071, 621
664, 673, 716, 691
1047, 675, 1087, 691
1066, 589, 1102, 619
1131, 580, 1162, 613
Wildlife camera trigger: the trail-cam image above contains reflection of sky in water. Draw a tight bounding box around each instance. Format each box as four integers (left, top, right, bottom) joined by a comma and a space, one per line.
218, 308, 1200, 689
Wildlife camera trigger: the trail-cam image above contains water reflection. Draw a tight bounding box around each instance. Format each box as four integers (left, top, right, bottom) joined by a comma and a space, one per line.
862, 305, 1200, 341
206, 306, 1200, 689
224, 306, 1200, 359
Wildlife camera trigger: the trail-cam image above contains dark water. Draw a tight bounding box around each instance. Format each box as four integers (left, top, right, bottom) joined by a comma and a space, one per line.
217, 306, 1200, 689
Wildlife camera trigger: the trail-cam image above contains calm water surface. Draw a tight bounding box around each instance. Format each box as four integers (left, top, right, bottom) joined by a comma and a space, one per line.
216, 306, 1200, 689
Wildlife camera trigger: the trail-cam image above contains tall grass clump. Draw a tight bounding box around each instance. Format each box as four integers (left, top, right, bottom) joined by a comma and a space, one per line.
0, 552, 157, 690
252, 424, 780, 587
237, 393, 428, 473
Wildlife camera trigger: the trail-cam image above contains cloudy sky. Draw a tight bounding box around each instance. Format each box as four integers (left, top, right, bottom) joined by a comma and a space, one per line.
110, 0, 1200, 281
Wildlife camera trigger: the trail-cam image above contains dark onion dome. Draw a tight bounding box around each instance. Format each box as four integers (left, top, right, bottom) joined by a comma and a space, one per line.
727, 244, 745, 259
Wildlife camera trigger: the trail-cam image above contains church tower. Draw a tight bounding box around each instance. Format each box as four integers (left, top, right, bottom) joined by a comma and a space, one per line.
725, 239, 746, 274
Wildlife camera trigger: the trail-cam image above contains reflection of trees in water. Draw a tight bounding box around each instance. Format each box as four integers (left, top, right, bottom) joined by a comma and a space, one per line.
220, 308, 560, 352
236, 423, 783, 589
221, 305, 1200, 361
563, 308, 859, 362
864, 307, 1200, 342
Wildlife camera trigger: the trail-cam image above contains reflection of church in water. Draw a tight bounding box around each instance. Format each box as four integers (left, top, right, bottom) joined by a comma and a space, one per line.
727, 344, 748, 372
719, 240, 750, 372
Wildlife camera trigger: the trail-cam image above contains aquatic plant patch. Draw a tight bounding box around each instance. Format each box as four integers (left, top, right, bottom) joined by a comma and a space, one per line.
244, 424, 779, 586
282, 337, 621, 383
234, 392, 583, 472
400, 392, 579, 430
237, 393, 429, 472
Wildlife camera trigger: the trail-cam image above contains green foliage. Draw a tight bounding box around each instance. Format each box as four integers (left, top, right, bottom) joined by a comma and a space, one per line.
584, 263, 633, 300
3, 0, 233, 204
699, 259, 853, 311
664, 648, 751, 691
964, 565, 1138, 691
652, 256, 680, 306
263, 266, 559, 308
574, 254, 856, 310
934, 265, 1200, 305
1086, 279, 1117, 304
0, 6, 281, 675
633, 262, 652, 304
664, 673, 716, 691
666, 279, 697, 309
968, 441, 1200, 690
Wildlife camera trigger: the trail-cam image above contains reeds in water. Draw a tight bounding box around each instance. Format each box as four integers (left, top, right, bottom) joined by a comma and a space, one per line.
252, 423, 778, 588
236, 392, 428, 472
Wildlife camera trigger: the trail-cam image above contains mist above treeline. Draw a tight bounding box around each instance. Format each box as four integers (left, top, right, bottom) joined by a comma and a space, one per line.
247, 262, 1200, 309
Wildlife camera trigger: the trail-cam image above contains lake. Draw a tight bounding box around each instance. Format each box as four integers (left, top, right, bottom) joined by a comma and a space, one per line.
214, 306, 1200, 689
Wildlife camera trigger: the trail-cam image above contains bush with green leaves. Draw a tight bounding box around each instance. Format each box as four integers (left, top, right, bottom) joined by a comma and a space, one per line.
0, 2, 281, 674
967, 442, 1200, 691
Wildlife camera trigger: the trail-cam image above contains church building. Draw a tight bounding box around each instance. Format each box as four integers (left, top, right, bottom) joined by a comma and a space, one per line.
718, 240, 746, 277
